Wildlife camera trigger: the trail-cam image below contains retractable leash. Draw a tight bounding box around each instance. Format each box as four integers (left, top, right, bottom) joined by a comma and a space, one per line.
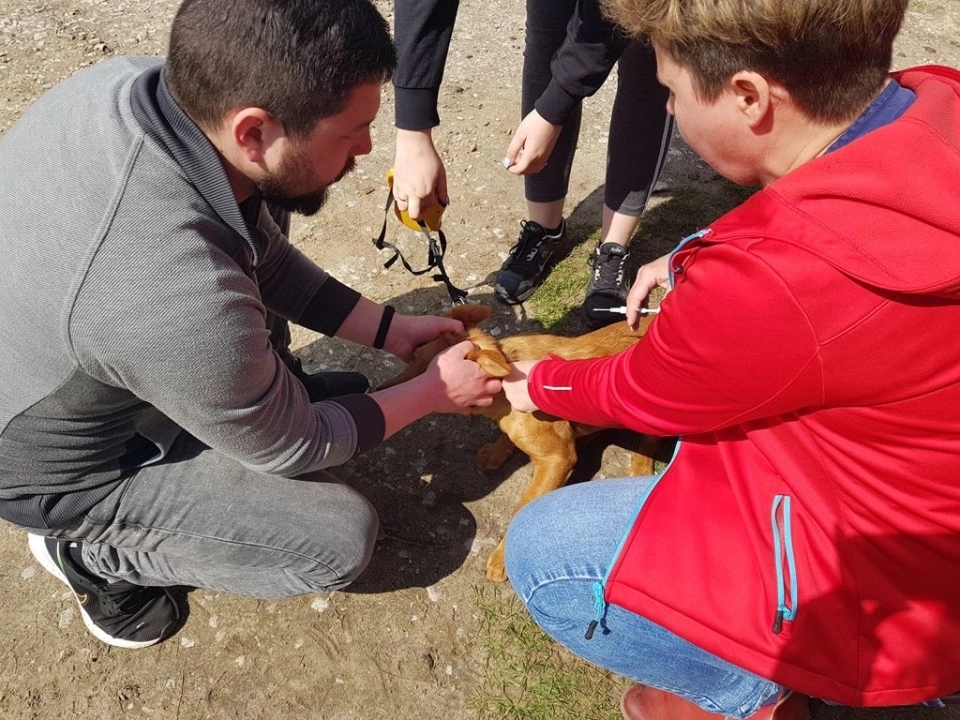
371, 169, 468, 305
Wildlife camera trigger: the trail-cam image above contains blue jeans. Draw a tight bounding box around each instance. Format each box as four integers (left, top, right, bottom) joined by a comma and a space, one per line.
504, 477, 784, 719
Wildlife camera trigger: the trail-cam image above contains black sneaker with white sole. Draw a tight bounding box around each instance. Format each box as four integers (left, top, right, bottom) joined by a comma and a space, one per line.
581, 241, 630, 329
28, 533, 179, 649
494, 219, 567, 304
286, 355, 370, 402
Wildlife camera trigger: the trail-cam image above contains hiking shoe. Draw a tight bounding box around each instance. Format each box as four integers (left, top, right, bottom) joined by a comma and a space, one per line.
494, 219, 567, 304
581, 241, 629, 329
28, 534, 180, 649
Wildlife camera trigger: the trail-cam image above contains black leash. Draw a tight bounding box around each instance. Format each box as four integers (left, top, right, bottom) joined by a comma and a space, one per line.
372, 186, 468, 305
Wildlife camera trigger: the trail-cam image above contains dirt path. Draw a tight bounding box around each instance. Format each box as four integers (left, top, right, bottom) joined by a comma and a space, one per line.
2, 1, 960, 718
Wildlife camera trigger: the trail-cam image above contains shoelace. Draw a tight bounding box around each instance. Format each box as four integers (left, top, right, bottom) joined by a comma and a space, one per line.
96, 580, 157, 618
60, 543, 153, 619
505, 221, 549, 274
590, 248, 627, 294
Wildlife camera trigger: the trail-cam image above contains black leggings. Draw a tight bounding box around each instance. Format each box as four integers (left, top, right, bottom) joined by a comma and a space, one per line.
522, 0, 673, 216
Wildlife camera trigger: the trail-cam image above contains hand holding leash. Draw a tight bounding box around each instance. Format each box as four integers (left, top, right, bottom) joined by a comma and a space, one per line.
393, 129, 449, 222
372, 169, 467, 304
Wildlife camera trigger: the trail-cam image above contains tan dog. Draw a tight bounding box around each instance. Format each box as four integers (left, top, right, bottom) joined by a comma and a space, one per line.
381, 305, 657, 582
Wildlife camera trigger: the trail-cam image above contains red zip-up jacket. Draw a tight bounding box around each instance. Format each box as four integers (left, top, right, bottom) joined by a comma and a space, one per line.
528, 66, 960, 706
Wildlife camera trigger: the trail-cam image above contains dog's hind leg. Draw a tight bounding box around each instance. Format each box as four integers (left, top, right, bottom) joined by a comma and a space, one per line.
476, 433, 516, 471
485, 414, 578, 582
630, 434, 659, 476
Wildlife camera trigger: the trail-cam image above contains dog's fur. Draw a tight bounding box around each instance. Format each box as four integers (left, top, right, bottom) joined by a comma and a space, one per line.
380, 305, 657, 581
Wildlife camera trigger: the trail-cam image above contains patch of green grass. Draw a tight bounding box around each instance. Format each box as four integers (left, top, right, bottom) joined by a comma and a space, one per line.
526, 229, 598, 331
525, 182, 756, 331
469, 585, 628, 720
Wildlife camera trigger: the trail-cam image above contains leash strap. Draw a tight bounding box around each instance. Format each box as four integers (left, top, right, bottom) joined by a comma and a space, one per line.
372, 187, 468, 304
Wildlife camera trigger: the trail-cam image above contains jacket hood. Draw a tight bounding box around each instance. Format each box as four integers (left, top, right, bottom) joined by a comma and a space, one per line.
708, 66, 960, 298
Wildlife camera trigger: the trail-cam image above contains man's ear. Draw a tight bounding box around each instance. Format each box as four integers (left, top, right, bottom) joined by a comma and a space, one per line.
730, 70, 772, 128
228, 107, 285, 166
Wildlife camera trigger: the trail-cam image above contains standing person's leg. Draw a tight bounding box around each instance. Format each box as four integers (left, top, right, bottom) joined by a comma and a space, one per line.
28, 433, 378, 645
494, 0, 579, 305
582, 41, 674, 328
504, 478, 786, 719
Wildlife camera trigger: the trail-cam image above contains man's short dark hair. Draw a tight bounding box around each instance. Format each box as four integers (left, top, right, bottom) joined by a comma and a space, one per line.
165, 0, 396, 136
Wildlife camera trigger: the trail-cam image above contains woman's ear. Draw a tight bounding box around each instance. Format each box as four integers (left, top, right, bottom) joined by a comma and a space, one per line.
730, 70, 772, 128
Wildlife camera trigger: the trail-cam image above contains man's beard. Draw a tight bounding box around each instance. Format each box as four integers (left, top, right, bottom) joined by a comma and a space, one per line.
257, 156, 356, 217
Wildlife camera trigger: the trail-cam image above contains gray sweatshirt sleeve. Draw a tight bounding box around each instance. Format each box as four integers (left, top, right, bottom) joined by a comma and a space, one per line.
69, 209, 373, 477
250, 201, 362, 336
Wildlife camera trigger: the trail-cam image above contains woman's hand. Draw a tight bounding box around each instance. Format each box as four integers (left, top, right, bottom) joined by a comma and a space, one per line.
393, 129, 449, 221
501, 359, 541, 413
502, 110, 562, 176
625, 253, 672, 328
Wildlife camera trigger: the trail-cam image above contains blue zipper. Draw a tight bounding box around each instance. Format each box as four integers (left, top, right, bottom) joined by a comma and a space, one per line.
584, 439, 682, 640
667, 229, 711, 286
770, 494, 798, 633
584, 228, 711, 640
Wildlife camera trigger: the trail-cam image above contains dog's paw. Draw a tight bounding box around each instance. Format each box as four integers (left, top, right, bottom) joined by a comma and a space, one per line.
476, 443, 510, 471
485, 543, 508, 583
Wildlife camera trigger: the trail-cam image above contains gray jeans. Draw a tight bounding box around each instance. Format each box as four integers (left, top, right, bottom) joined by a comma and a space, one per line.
44, 432, 378, 598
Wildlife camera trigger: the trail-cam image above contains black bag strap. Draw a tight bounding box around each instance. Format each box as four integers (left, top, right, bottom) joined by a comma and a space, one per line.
372, 187, 468, 304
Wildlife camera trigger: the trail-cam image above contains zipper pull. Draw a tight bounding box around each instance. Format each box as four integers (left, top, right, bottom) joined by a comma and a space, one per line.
772, 608, 784, 634
584, 581, 606, 641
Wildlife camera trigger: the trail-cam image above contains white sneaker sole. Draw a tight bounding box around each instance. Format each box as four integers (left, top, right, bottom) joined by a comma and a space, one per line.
27, 533, 173, 649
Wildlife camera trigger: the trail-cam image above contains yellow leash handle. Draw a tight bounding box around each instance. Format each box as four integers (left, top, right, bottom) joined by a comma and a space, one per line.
386, 167, 445, 232
373, 169, 467, 304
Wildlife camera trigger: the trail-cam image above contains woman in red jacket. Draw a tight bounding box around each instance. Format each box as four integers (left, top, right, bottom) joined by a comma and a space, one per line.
501, 1, 960, 718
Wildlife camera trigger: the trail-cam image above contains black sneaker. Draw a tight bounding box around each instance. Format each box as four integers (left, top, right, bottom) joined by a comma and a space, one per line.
28, 534, 180, 649
581, 241, 630, 329
288, 357, 369, 402
494, 219, 567, 304
298, 370, 369, 402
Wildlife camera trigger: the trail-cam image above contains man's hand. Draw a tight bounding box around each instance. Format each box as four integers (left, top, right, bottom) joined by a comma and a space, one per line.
503, 110, 562, 176
625, 253, 672, 328
393, 128, 449, 221
422, 340, 503, 414
501, 359, 540, 413
384, 312, 464, 362
372, 339, 502, 438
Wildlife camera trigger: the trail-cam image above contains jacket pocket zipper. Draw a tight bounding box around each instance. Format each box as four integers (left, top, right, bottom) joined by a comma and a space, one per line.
770, 494, 798, 634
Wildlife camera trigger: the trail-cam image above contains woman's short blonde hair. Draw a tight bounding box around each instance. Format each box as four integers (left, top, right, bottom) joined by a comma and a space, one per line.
602, 0, 909, 122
